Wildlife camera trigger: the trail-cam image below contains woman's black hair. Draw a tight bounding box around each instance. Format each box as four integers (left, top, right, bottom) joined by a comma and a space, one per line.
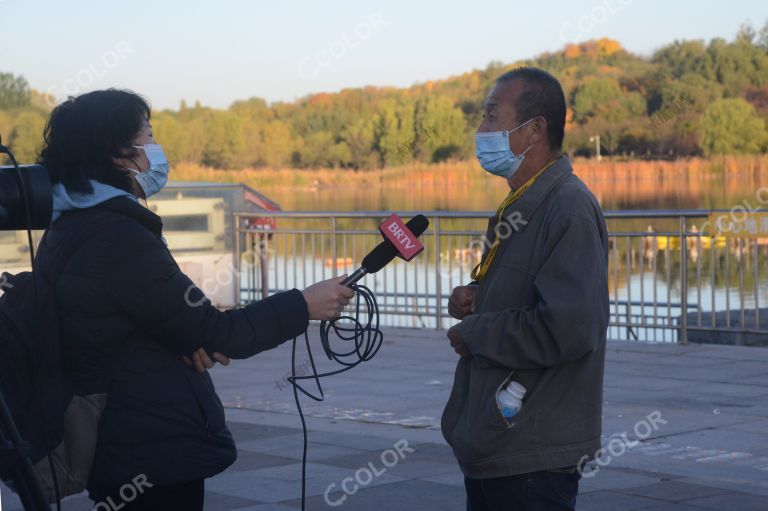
38, 89, 151, 194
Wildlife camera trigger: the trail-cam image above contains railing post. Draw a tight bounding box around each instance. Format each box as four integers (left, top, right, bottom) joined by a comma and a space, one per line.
331, 216, 338, 278
259, 236, 270, 300
434, 216, 443, 330
679, 216, 689, 344
234, 214, 242, 307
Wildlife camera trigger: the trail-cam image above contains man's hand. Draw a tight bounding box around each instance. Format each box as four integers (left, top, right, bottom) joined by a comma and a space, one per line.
183, 347, 231, 373
448, 324, 472, 359
448, 285, 477, 320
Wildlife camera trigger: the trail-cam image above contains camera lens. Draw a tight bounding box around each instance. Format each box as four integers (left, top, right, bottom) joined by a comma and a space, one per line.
0, 165, 52, 231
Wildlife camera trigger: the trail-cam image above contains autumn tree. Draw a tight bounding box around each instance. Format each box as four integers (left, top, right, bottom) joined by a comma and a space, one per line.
3, 26, 768, 168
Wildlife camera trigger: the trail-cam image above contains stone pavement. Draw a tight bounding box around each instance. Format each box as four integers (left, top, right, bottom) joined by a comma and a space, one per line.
2, 326, 768, 510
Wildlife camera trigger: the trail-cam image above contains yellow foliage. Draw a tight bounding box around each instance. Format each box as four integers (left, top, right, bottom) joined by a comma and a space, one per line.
595, 38, 623, 56
563, 39, 623, 60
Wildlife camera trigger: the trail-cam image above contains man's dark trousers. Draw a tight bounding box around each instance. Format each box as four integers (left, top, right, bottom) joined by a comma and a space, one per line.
465, 468, 580, 511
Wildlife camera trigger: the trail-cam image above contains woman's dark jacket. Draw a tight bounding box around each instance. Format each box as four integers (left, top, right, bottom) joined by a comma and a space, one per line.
35, 196, 309, 492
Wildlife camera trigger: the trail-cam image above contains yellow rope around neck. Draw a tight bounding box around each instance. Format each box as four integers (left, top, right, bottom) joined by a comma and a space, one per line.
470, 159, 558, 281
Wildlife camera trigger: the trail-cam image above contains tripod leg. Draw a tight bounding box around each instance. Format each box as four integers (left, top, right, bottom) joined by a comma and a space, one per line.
0, 390, 51, 511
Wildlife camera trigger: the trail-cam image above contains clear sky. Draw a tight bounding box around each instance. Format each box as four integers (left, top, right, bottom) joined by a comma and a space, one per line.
1, 0, 765, 110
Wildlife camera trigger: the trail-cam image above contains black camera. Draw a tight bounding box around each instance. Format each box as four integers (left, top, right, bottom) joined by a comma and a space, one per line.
0, 164, 52, 231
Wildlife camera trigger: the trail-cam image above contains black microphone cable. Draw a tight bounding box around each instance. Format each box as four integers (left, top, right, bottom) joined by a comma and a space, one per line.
287, 282, 383, 511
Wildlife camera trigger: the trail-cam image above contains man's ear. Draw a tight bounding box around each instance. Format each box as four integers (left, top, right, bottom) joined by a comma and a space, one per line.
527, 117, 547, 145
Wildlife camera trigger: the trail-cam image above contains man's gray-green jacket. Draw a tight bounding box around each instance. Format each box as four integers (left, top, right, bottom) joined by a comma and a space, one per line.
441, 155, 609, 479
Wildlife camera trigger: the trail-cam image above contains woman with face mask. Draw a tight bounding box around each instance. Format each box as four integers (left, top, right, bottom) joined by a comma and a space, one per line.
35, 89, 353, 510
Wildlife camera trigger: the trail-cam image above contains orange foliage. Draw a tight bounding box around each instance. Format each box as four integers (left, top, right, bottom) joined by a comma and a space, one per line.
564, 44, 582, 59
564, 39, 624, 60
595, 38, 623, 56
307, 93, 332, 108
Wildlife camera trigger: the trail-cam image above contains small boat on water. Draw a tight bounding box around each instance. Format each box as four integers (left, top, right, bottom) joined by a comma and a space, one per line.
651, 235, 728, 251
325, 257, 354, 268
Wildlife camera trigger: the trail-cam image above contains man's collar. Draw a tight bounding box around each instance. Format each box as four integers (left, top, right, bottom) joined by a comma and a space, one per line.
501, 155, 572, 231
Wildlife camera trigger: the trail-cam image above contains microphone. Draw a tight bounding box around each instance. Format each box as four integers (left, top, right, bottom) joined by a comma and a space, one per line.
341, 214, 429, 287
297, 214, 429, 508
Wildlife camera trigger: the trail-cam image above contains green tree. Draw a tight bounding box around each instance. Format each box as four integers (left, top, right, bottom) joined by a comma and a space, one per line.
736, 23, 756, 44
698, 98, 768, 155
572, 78, 622, 121
374, 99, 415, 166
656, 74, 723, 115
414, 96, 466, 162
759, 19, 768, 51
327, 141, 352, 168
8, 111, 46, 163
230, 97, 273, 121
298, 130, 334, 167
260, 121, 293, 167
0, 110, 12, 145
0, 73, 30, 110
652, 40, 715, 82
708, 37, 768, 96
152, 112, 189, 164
341, 118, 376, 168
203, 112, 245, 168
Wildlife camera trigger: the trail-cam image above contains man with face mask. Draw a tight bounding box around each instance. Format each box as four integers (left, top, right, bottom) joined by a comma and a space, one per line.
441, 68, 609, 511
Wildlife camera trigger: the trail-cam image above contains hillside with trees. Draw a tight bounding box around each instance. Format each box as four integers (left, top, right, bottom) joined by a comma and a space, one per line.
2, 23, 768, 169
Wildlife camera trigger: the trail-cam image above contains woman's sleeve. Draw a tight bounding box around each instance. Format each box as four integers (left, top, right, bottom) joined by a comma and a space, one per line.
103, 221, 309, 358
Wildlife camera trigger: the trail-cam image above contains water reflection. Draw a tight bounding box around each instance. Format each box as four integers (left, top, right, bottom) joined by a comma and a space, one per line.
261, 164, 768, 213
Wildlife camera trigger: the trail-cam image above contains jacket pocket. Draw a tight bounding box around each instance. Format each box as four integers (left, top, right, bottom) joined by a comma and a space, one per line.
490, 370, 542, 434
492, 371, 516, 429
182, 368, 228, 434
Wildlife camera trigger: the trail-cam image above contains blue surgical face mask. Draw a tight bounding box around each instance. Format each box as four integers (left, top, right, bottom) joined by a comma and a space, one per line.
128, 143, 169, 198
475, 119, 535, 178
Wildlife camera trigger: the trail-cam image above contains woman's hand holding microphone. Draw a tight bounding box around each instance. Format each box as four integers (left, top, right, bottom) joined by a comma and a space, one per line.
185, 276, 354, 373
301, 275, 355, 320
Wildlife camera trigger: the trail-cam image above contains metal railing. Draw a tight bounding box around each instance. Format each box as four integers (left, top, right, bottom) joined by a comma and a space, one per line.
233, 210, 768, 344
